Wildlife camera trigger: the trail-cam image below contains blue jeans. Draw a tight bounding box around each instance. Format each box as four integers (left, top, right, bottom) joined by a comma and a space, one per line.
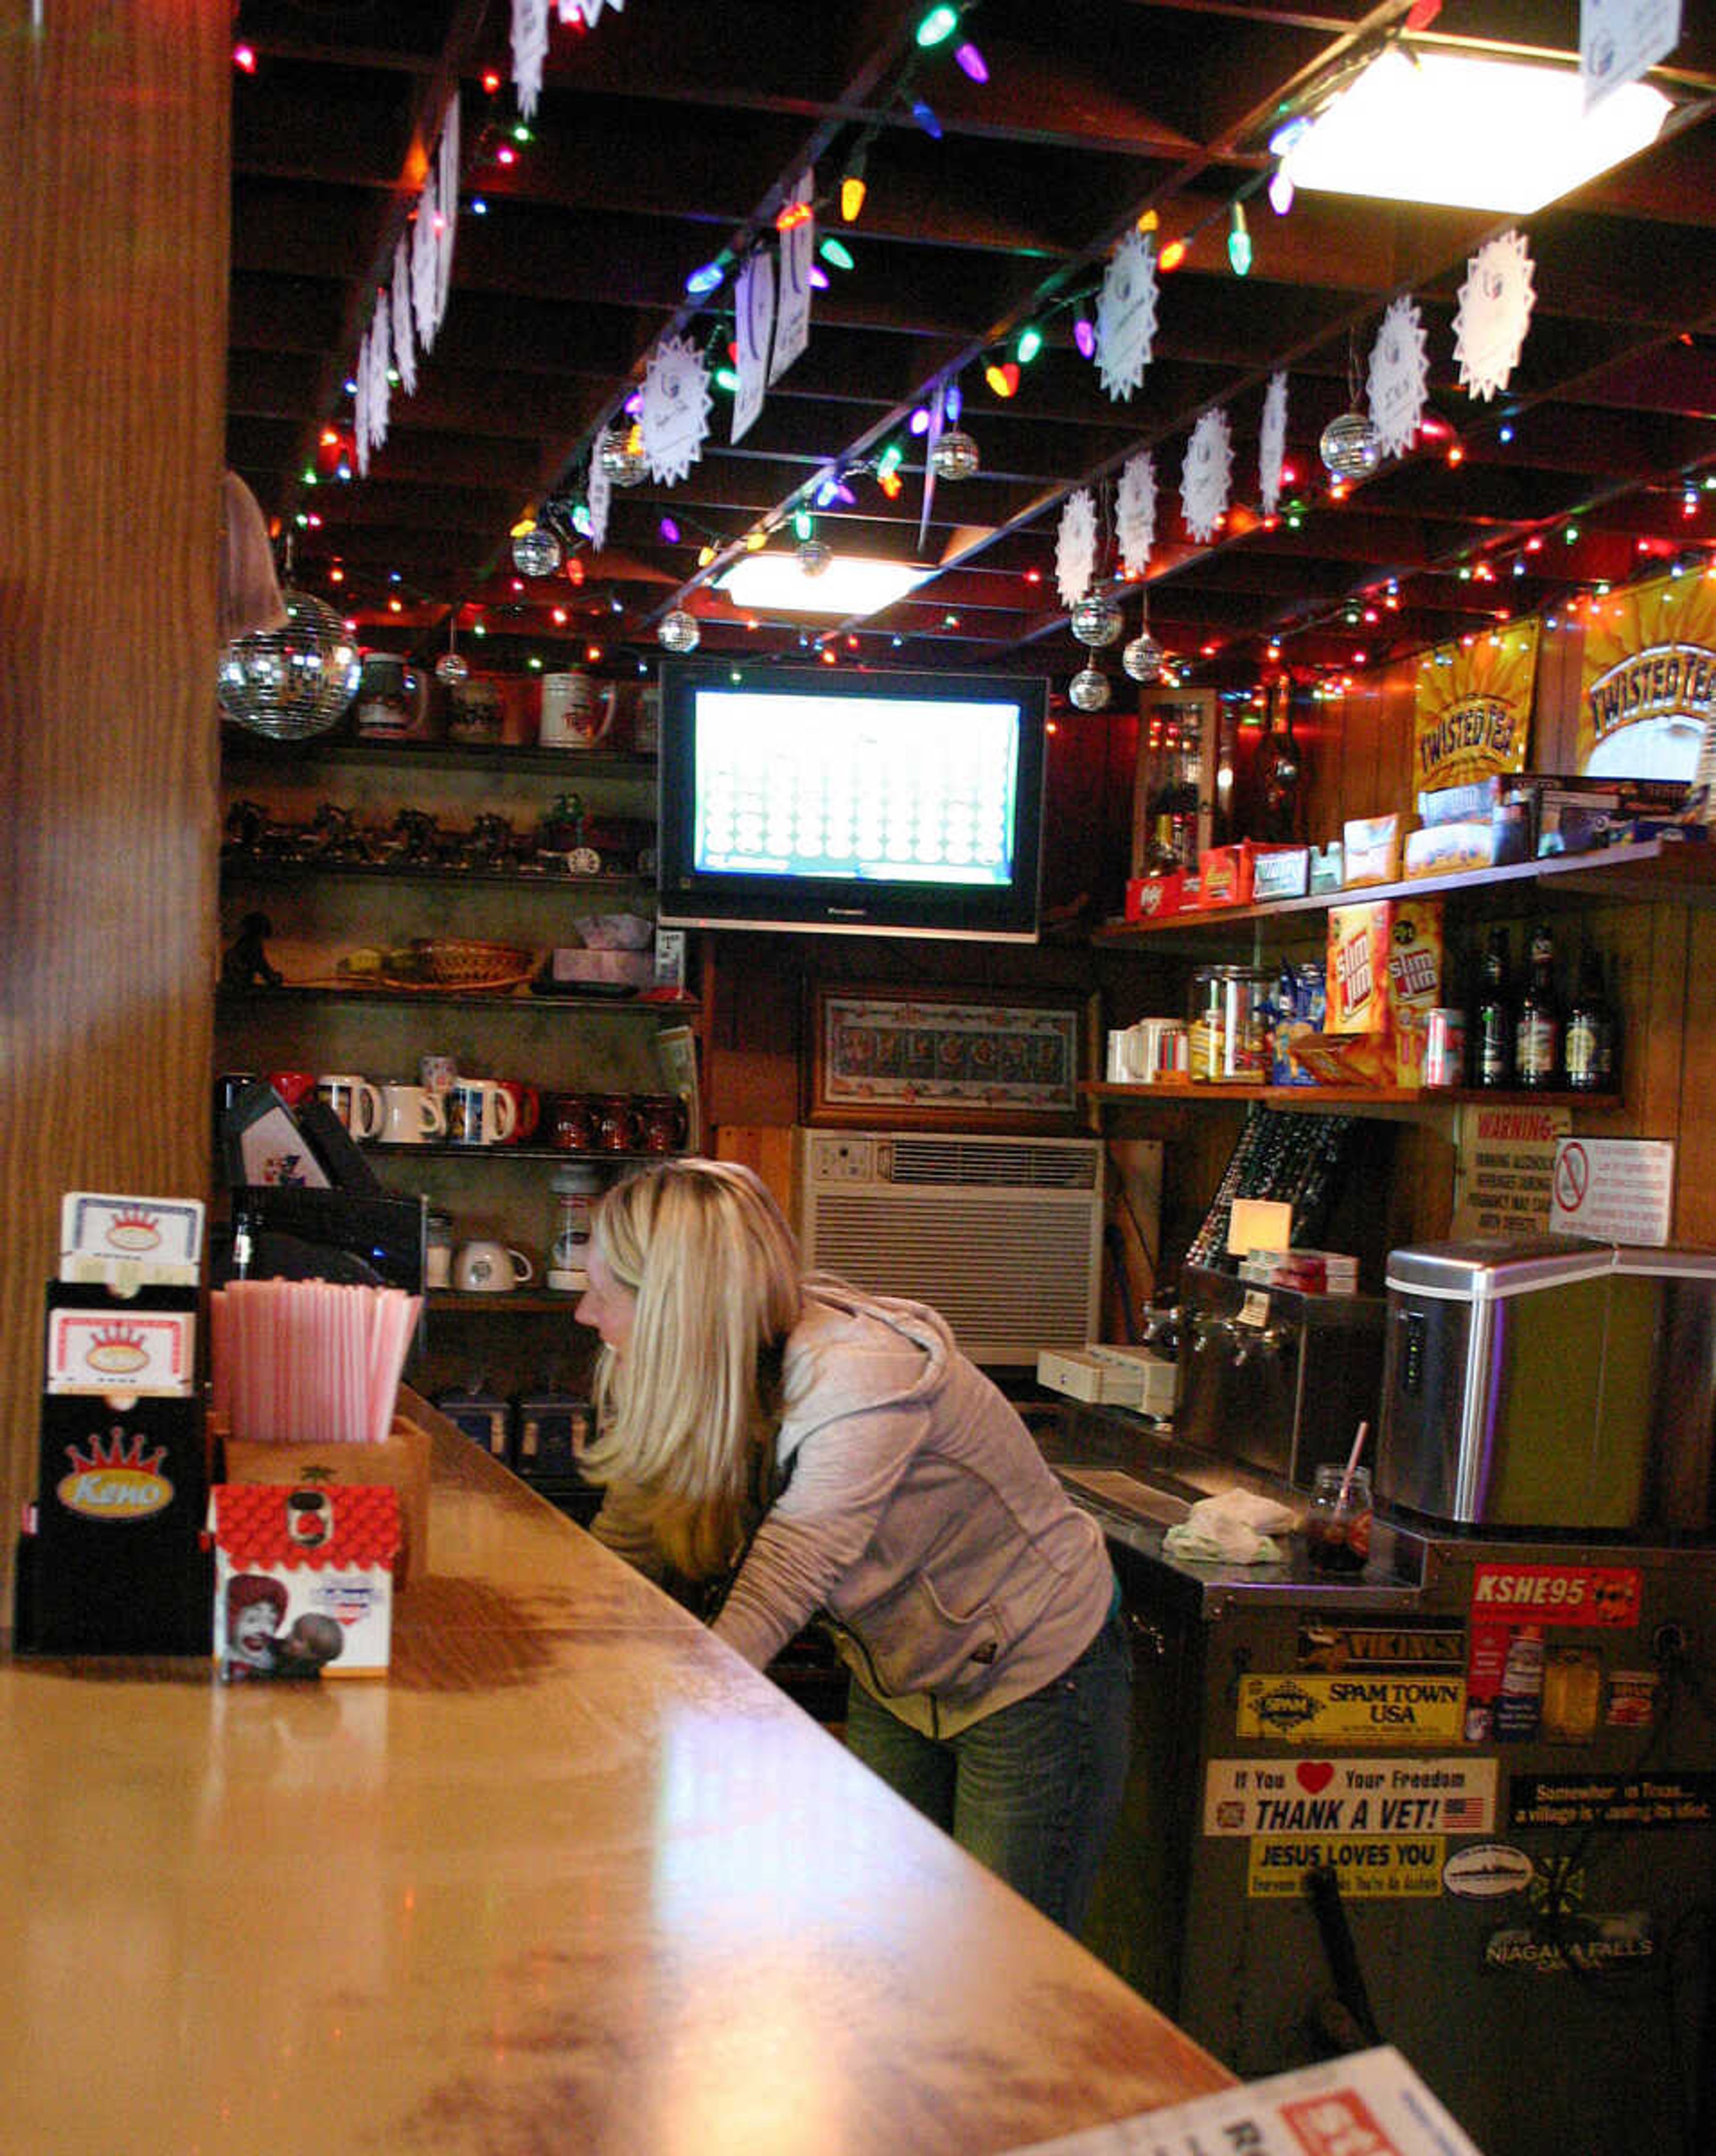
842, 1593, 1132, 1933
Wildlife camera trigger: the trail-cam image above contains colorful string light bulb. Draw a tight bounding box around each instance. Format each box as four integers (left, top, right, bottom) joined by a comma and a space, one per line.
916, 4, 959, 44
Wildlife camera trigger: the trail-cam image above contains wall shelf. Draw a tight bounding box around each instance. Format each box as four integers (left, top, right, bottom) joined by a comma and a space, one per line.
221, 735, 655, 784
217, 984, 697, 1014
1085, 1081, 1623, 1111
221, 855, 652, 893
1094, 839, 1716, 950
366, 1142, 678, 1164
426, 1290, 584, 1315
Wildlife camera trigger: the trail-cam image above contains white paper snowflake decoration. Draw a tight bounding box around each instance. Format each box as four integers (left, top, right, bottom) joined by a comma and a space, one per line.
1096, 231, 1159, 404
641, 335, 713, 487
353, 330, 372, 479
1180, 408, 1232, 543
512, 0, 550, 120
1258, 372, 1288, 517
1056, 490, 1099, 609
1454, 229, 1536, 403
390, 237, 417, 398
412, 164, 441, 352
565, 0, 625, 23
1367, 296, 1430, 458
434, 94, 461, 331
1117, 451, 1157, 577
586, 448, 612, 555
365, 293, 392, 458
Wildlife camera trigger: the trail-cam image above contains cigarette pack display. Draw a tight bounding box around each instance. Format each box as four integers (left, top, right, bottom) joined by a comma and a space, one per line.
1249, 845, 1309, 902
1404, 820, 1494, 877
210, 1483, 399, 1680
1341, 812, 1405, 886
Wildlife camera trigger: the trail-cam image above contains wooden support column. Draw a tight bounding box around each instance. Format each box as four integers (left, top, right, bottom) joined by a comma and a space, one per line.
0, 1, 229, 1621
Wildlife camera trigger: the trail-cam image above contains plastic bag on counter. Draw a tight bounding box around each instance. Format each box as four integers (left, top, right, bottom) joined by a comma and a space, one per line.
1163, 1487, 1299, 1565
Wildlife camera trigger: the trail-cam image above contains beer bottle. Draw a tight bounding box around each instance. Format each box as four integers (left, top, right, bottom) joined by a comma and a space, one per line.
1565, 944, 1616, 1093
1515, 921, 1561, 1089
1475, 925, 1514, 1089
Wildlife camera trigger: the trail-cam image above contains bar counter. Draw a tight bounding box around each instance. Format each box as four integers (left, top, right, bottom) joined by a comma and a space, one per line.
0, 1408, 1230, 2155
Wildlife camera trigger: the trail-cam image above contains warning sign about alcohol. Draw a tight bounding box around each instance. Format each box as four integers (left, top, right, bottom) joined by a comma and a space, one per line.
1236, 1674, 1466, 1745
1548, 1137, 1674, 1247
1451, 1103, 1569, 1239
1248, 1835, 1446, 1899
1510, 1772, 1716, 1832
1205, 1756, 1497, 1837
1472, 1562, 1641, 1627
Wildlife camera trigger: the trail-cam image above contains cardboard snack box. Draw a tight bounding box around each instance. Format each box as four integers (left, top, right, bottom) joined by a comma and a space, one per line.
1325, 899, 1444, 1085
210, 1482, 399, 1681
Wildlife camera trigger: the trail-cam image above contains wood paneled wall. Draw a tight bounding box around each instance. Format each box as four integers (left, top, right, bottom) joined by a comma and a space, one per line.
0, 4, 229, 1624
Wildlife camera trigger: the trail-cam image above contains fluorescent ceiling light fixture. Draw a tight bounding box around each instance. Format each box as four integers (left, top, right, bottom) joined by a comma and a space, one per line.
717, 553, 934, 617
1280, 48, 1672, 214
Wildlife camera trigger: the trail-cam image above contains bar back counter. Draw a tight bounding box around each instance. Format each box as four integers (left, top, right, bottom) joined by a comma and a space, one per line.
0, 1407, 1228, 2155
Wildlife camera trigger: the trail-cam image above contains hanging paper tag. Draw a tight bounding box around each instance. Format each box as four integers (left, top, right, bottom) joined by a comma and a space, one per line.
587, 447, 612, 554
1117, 452, 1157, 577
1581, 0, 1682, 112
1056, 491, 1098, 609
733, 251, 776, 444
1367, 297, 1430, 459
1258, 373, 1289, 517
1096, 231, 1159, 403
1180, 408, 1233, 543
771, 173, 814, 383
1454, 231, 1535, 403
641, 335, 712, 486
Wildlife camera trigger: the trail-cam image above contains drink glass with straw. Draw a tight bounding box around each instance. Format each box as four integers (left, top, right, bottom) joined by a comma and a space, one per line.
1307, 1420, 1372, 1575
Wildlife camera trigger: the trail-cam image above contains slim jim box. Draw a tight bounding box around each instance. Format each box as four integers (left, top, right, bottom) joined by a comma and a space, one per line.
1325, 899, 1445, 1086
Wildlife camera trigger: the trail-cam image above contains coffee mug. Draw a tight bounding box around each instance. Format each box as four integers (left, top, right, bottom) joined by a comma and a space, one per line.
317, 1073, 384, 1140
419, 1051, 458, 1097
267, 1069, 318, 1108
497, 1080, 541, 1145
446, 1078, 517, 1147
453, 1240, 534, 1293
549, 1093, 598, 1152
379, 1083, 446, 1145
539, 672, 618, 750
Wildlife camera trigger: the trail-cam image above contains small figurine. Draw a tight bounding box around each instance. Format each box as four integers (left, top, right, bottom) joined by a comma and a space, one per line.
223, 799, 272, 856
219, 911, 282, 989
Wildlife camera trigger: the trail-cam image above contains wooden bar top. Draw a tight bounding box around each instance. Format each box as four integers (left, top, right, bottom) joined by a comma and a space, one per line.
0, 1409, 1230, 2155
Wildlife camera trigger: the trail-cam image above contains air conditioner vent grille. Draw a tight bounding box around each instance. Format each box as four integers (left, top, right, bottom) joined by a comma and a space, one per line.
887, 1136, 1097, 1189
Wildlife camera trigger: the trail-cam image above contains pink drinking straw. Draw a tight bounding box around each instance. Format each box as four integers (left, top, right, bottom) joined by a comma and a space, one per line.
1337, 1420, 1369, 1512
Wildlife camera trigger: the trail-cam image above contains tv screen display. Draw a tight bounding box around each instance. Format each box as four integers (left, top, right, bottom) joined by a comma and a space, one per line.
656, 662, 1047, 941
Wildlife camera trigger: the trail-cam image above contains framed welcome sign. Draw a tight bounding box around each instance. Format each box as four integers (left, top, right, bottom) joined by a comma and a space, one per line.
806, 985, 1091, 1131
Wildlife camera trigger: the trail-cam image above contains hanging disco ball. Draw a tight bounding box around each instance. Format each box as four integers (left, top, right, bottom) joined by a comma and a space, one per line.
1070, 592, 1125, 648
217, 586, 361, 741
929, 428, 980, 483
797, 538, 833, 578
434, 650, 470, 686
597, 428, 647, 488
1319, 409, 1381, 481
1068, 667, 1111, 713
658, 609, 701, 655
512, 523, 563, 577
1123, 632, 1165, 684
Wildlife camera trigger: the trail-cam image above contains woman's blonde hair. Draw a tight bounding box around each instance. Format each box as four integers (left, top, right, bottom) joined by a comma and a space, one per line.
580, 1158, 804, 1578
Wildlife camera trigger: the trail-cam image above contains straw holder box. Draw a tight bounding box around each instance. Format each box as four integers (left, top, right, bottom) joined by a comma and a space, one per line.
216, 1416, 430, 1589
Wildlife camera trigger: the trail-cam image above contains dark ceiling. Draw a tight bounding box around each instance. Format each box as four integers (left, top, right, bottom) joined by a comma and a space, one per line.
228, 0, 1716, 694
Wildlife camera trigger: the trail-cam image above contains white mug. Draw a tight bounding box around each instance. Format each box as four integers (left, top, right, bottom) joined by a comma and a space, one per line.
453, 1240, 534, 1293
317, 1072, 383, 1140
419, 1051, 458, 1097
447, 1078, 518, 1147
380, 1083, 446, 1145
539, 671, 618, 750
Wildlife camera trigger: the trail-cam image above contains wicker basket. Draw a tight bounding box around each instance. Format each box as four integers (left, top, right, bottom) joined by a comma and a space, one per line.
378, 938, 535, 994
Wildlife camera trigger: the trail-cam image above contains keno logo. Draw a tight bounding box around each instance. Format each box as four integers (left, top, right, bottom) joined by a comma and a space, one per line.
1444, 1843, 1534, 1900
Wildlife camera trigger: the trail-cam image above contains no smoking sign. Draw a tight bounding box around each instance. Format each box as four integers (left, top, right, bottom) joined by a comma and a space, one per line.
1549, 1137, 1674, 1246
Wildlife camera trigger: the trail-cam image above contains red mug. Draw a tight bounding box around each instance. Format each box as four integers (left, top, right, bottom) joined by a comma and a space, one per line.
267, 1069, 317, 1108
549, 1093, 598, 1152
498, 1080, 541, 1144
595, 1094, 640, 1152
636, 1093, 687, 1153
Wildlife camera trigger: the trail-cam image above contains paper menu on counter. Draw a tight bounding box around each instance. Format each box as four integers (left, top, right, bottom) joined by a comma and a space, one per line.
1006, 2046, 1484, 2156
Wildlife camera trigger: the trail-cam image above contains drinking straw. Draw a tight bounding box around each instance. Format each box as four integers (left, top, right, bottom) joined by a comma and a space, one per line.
1337, 1420, 1369, 1511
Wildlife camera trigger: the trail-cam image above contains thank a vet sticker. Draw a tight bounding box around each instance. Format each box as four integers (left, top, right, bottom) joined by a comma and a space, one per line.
1206, 1756, 1495, 1837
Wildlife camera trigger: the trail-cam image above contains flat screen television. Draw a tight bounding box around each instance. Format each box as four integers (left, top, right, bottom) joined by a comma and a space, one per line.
656, 661, 1047, 940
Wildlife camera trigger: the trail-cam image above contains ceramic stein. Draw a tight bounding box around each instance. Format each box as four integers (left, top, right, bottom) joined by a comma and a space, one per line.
379, 1083, 446, 1145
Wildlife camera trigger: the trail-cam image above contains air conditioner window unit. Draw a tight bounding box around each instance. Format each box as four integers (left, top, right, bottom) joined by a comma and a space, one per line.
792, 1128, 1104, 1367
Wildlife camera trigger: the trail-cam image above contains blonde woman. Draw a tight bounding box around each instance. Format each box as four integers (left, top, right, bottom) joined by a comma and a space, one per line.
575, 1157, 1130, 1933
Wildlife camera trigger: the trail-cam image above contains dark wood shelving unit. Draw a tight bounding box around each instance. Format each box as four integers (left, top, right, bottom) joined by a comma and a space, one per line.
217, 983, 698, 1014
221, 854, 653, 893
220, 735, 656, 784
1085, 1080, 1623, 1110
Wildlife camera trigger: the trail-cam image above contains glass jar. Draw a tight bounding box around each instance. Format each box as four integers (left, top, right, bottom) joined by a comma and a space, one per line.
1187, 965, 1271, 1084
547, 1165, 603, 1292
424, 1209, 454, 1291
1304, 1463, 1372, 1575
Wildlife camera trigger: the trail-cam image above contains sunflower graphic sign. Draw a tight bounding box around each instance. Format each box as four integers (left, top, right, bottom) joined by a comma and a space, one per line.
1577, 573, 1716, 782
1413, 620, 1540, 793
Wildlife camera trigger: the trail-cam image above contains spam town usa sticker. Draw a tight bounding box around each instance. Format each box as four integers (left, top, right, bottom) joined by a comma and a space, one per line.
1237, 1673, 1466, 1744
